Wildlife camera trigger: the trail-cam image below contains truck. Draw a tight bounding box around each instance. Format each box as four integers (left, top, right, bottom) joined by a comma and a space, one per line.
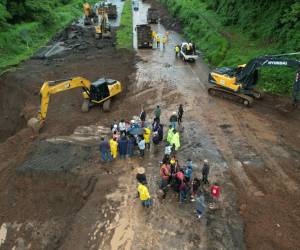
106, 3, 117, 19
136, 24, 153, 49
133, 0, 139, 11
147, 8, 159, 24
94, 2, 117, 19
179, 42, 198, 62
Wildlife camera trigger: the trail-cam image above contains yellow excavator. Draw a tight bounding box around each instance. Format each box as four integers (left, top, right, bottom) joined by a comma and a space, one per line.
94, 7, 111, 39
208, 55, 300, 106
28, 77, 122, 132
83, 3, 97, 25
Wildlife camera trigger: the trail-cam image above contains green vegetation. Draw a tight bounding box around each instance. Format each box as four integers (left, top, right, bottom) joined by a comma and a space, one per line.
0, 0, 97, 72
160, 0, 300, 95
116, 0, 133, 49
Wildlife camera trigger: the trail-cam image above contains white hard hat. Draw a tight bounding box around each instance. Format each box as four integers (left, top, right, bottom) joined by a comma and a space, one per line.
130, 120, 135, 124
204, 159, 208, 163
173, 111, 176, 115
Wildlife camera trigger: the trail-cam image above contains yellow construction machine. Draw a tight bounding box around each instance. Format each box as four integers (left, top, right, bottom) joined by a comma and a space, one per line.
208, 55, 300, 106
94, 7, 111, 39
28, 77, 122, 132
83, 3, 97, 25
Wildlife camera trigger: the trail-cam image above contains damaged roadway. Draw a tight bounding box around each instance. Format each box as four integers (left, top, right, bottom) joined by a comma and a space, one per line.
0, 0, 300, 249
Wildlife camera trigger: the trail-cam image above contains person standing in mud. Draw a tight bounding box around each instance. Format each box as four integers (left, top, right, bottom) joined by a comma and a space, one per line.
160, 160, 171, 199
202, 159, 210, 184
178, 104, 184, 125
127, 135, 135, 157
118, 136, 128, 159
138, 135, 145, 157
140, 108, 146, 127
195, 193, 206, 219
109, 137, 118, 159
175, 45, 180, 58
143, 127, 151, 150
154, 105, 161, 122
169, 112, 178, 129
100, 137, 112, 162
137, 182, 152, 207
136, 167, 147, 185
156, 35, 160, 48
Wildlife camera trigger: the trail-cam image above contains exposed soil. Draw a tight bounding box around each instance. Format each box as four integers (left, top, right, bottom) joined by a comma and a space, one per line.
0, 19, 138, 249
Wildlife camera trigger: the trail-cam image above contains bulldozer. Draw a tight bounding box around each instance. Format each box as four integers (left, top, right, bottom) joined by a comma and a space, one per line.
28, 77, 122, 132
208, 55, 300, 106
94, 7, 111, 39
83, 3, 98, 25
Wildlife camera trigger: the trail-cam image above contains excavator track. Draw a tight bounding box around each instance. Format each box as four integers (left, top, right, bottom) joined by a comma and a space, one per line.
208, 86, 254, 107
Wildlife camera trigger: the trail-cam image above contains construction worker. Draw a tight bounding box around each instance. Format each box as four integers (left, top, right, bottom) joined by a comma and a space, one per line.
109, 137, 118, 159
167, 125, 174, 144
162, 36, 167, 49
152, 30, 157, 39
175, 45, 180, 58
156, 35, 160, 48
170, 129, 180, 151
165, 31, 170, 42
144, 127, 151, 150
137, 182, 152, 207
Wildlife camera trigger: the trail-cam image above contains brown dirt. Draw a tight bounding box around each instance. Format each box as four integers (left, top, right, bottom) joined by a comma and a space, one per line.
0, 23, 139, 249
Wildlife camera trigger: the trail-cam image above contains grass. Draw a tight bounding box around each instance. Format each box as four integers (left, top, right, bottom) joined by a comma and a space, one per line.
160, 0, 300, 96
116, 0, 133, 49
0, 0, 98, 73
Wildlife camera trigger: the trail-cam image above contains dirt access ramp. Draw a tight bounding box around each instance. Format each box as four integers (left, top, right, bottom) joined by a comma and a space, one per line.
0, 9, 140, 249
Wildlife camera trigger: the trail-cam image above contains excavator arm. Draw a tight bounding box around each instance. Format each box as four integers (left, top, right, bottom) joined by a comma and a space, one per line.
236, 56, 300, 88
28, 77, 91, 132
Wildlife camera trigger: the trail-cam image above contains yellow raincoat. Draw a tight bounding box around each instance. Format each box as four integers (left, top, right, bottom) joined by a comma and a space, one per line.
171, 131, 180, 150
144, 128, 151, 143
167, 127, 174, 144
109, 139, 118, 158
138, 183, 151, 201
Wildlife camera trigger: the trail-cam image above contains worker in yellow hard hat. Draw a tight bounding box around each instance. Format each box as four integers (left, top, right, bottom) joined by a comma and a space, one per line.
152, 30, 157, 39
156, 35, 160, 48
162, 36, 167, 49
175, 45, 180, 58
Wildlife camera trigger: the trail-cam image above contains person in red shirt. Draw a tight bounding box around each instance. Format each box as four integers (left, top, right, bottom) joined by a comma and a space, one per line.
211, 182, 221, 201
160, 162, 171, 199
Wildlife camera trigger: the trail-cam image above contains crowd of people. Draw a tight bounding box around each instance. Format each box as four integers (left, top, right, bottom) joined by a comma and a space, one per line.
99, 103, 221, 219
133, 104, 222, 219
99, 107, 166, 161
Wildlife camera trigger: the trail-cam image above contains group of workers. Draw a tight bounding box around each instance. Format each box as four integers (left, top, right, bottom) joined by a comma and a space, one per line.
134, 104, 222, 219
152, 31, 169, 49
175, 42, 196, 57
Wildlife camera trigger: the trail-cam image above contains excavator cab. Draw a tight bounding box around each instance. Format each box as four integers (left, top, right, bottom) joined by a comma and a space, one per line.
28, 77, 122, 132
90, 78, 111, 101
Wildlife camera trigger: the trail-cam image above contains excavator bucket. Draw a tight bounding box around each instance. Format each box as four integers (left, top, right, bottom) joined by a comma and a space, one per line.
27, 117, 42, 133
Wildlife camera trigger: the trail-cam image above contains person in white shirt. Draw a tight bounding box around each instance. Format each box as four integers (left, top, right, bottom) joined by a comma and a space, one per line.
119, 119, 126, 136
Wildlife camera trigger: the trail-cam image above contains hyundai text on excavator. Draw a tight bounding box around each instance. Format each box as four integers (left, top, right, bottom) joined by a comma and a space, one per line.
28, 77, 122, 132
208, 55, 300, 106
